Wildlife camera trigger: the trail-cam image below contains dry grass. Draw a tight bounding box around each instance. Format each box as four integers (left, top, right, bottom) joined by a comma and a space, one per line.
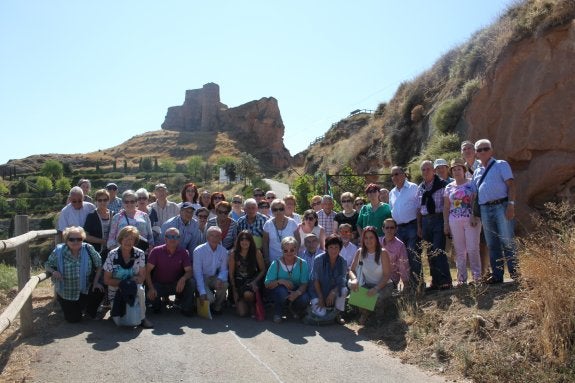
358, 202, 575, 382
518, 202, 575, 364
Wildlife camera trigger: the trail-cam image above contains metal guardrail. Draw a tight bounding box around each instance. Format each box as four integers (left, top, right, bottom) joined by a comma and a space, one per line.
0, 216, 57, 336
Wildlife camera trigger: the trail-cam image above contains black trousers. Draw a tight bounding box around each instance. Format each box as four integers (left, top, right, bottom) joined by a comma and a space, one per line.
57, 289, 104, 323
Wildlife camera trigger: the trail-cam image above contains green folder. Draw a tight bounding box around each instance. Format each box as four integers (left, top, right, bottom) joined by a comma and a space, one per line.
349, 287, 378, 311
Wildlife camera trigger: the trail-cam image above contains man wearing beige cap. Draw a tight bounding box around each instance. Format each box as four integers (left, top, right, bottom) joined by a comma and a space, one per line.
148, 183, 179, 244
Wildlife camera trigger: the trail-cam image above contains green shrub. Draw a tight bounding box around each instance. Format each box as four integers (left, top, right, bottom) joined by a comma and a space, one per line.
0, 263, 17, 291
432, 97, 467, 134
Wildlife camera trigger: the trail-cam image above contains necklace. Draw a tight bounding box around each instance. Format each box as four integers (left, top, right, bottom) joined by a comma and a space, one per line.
274, 218, 287, 242
283, 257, 295, 276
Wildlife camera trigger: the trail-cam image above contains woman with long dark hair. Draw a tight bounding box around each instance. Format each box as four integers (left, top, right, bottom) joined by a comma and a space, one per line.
348, 226, 393, 325
229, 230, 265, 317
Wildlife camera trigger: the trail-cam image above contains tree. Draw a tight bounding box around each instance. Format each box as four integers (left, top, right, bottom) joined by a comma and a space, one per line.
154, 157, 159, 172
112, 160, 117, 172
292, 174, 322, 214
40, 159, 64, 180
160, 159, 176, 174
123, 159, 128, 173
0, 196, 8, 216
236, 152, 260, 185
35, 176, 53, 196
201, 163, 214, 183
141, 157, 153, 171
0, 182, 9, 196
14, 198, 29, 214
55, 177, 72, 193
11, 179, 28, 194
217, 156, 238, 183
187, 155, 204, 179
327, 165, 366, 207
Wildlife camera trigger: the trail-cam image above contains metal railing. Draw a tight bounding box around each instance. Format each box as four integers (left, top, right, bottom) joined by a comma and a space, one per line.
0, 215, 56, 336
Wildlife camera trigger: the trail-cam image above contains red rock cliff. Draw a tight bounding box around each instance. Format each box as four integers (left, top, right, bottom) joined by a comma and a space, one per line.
465, 20, 575, 225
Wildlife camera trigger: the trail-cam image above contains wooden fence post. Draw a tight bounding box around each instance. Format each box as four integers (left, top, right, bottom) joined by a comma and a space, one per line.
15, 215, 33, 337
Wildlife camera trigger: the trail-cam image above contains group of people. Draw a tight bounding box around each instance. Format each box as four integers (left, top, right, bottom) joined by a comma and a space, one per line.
47, 138, 517, 327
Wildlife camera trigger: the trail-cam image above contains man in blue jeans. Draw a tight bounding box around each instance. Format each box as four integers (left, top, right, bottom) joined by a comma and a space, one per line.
417, 160, 452, 291
473, 139, 517, 283
389, 166, 422, 289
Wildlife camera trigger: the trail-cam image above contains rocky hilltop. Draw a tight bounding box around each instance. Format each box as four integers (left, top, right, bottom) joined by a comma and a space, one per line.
1, 83, 292, 175
162, 82, 291, 171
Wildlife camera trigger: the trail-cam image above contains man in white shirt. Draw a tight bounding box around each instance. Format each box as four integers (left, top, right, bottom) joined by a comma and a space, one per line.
57, 186, 95, 242
389, 166, 421, 287
193, 226, 229, 314
338, 223, 357, 270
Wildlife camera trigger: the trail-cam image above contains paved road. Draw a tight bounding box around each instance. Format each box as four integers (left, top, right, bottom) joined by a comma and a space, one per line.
263, 178, 290, 199
29, 311, 447, 383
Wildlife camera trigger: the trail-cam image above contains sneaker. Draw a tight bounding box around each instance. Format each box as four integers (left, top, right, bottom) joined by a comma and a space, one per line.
140, 318, 154, 329
273, 315, 282, 324
486, 276, 503, 284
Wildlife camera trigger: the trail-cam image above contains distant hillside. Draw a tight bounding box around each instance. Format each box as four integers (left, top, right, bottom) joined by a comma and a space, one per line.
297, 0, 575, 227
1, 83, 292, 176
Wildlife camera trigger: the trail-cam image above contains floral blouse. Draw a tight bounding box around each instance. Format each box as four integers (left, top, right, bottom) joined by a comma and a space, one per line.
444, 181, 477, 219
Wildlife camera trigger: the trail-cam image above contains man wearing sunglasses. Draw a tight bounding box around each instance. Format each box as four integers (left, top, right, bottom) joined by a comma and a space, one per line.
146, 228, 195, 316
57, 186, 96, 243
473, 139, 517, 284
161, 202, 202, 256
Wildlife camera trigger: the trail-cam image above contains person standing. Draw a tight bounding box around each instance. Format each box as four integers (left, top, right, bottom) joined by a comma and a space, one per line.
381, 218, 411, 291
57, 186, 96, 242
236, 198, 268, 250
160, 202, 202, 256
78, 179, 93, 203
473, 139, 517, 284
443, 159, 481, 285
106, 183, 123, 213
317, 195, 337, 236
389, 166, 421, 287
417, 160, 452, 291
357, 184, 391, 239
148, 183, 179, 244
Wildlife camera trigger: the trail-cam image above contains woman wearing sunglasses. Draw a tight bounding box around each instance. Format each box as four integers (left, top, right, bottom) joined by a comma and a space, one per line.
263, 199, 298, 267
45, 226, 104, 323
206, 201, 238, 250
107, 190, 154, 252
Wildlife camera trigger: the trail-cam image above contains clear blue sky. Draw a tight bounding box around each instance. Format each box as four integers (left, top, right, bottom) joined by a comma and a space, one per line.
0, 1, 514, 165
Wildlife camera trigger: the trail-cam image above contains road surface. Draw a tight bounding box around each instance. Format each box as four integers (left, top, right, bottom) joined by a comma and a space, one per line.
29, 310, 448, 383
263, 178, 290, 199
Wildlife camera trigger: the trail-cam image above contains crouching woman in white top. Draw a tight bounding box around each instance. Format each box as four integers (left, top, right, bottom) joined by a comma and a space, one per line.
103, 226, 153, 328
348, 226, 393, 325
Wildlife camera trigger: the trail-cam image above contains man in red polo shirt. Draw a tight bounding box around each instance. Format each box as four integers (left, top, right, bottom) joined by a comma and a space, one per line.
146, 227, 196, 316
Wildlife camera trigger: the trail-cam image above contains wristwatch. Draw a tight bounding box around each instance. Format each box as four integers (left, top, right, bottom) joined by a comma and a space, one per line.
508, 201, 515, 205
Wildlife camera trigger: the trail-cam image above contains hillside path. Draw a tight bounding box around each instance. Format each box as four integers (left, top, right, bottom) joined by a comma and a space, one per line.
28, 310, 448, 382
263, 178, 290, 199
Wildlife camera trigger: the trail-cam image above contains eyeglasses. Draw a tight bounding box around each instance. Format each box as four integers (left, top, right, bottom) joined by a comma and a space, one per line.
311, 201, 321, 206
367, 190, 378, 194
165, 234, 181, 240
266, 196, 276, 200
476, 147, 491, 152
197, 215, 208, 219
354, 202, 364, 206
341, 199, 353, 203
304, 216, 315, 221
96, 199, 109, 203
106, 187, 118, 191
185, 189, 195, 194
70, 200, 82, 204
253, 193, 264, 197
137, 197, 148, 201
213, 196, 224, 200
123, 200, 137, 204
391, 172, 402, 177
232, 200, 242, 204
272, 207, 285, 212
259, 205, 269, 209
67, 237, 83, 243
217, 210, 229, 215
